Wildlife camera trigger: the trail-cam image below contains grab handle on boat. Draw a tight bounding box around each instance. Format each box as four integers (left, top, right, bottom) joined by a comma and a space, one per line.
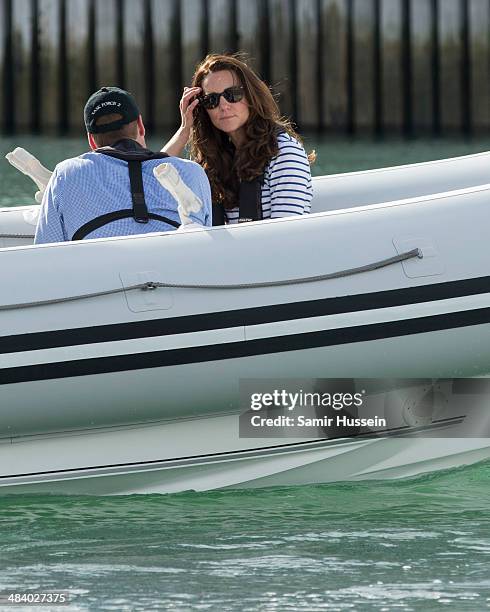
0, 248, 422, 310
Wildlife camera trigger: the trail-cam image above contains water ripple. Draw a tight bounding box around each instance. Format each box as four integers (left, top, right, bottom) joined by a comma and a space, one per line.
0, 457, 488, 610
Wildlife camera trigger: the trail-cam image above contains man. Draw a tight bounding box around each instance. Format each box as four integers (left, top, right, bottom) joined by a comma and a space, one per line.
34, 87, 211, 244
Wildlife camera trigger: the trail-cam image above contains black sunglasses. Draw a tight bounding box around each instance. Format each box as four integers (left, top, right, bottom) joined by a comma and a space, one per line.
199, 86, 244, 110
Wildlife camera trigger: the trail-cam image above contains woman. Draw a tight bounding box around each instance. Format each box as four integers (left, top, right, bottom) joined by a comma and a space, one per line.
163, 54, 314, 224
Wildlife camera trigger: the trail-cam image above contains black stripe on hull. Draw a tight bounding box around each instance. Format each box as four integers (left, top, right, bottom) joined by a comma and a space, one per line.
1, 307, 490, 385
1, 275, 490, 354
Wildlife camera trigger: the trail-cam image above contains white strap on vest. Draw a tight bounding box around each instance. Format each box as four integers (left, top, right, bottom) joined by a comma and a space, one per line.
5, 147, 53, 203
153, 163, 203, 228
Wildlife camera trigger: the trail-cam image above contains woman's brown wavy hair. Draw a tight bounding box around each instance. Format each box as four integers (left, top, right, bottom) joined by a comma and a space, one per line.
190, 54, 315, 210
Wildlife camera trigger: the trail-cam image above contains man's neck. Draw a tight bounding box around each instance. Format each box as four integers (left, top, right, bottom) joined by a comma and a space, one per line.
106, 138, 148, 152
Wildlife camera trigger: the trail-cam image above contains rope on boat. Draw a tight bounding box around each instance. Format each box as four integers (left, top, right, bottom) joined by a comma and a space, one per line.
0, 248, 421, 311
0, 234, 35, 239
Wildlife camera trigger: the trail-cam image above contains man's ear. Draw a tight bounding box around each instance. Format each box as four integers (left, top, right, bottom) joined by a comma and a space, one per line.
137, 115, 145, 138
88, 133, 97, 151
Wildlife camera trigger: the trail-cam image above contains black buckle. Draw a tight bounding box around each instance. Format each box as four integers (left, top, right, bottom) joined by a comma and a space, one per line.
133, 193, 149, 223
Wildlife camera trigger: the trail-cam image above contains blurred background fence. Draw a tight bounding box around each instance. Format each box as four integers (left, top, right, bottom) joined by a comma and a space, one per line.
1, 0, 489, 135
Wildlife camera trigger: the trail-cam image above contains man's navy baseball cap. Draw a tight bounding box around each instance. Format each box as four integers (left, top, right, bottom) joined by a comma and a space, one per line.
84, 87, 140, 134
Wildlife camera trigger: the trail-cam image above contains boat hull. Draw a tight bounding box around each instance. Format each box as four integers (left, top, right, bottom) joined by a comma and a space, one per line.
2, 321, 490, 438
2, 410, 489, 495
1, 178, 490, 493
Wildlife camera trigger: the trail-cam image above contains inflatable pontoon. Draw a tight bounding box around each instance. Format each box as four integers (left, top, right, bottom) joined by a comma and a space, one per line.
0, 149, 489, 494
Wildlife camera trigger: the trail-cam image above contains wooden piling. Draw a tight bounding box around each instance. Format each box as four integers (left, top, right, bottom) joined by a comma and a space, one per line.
380, 0, 404, 132
296, 0, 320, 129
123, 0, 147, 118
439, 0, 463, 132
353, 0, 376, 132
269, 0, 294, 118
182, 0, 207, 86
95, 0, 118, 87
469, 0, 490, 131
410, 0, 434, 132
0, 0, 5, 132
1, 0, 490, 134
237, 0, 263, 71
12, 0, 32, 132
321, 0, 349, 132
208, 0, 237, 55
151, 0, 181, 128
38, 0, 60, 132
66, 0, 90, 132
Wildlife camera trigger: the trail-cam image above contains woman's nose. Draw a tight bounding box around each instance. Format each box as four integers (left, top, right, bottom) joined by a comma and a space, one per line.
219, 95, 230, 109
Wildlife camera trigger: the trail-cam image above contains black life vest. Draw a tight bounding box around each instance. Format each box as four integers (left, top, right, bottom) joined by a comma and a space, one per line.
71, 139, 181, 241
213, 126, 289, 226
212, 175, 264, 226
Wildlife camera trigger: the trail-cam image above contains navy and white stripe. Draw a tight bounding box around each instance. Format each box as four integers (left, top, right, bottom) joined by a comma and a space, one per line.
225, 132, 313, 224
2, 276, 490, 384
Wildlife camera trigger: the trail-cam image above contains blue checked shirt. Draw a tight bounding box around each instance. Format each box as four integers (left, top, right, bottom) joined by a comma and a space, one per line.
34, 148, 212, 244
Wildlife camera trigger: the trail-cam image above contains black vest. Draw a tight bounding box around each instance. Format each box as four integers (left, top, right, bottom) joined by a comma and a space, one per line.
212, 175, 264, 226
212, 127, 287, 225
71, 139, 180, 241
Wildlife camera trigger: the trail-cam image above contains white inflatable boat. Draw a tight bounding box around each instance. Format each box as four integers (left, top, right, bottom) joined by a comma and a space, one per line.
0, 150, 489, 495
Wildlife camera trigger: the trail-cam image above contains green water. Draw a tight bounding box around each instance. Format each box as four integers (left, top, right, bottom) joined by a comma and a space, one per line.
1, 136, 490, 610
1, 134, 490, 206
0, 463, 489, 610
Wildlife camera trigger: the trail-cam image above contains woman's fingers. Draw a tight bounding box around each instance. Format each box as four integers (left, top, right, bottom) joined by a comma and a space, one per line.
183, 99, 199, 127
180, 92, 201, 129
180, 87, 201, 109
186, 98, 199, 114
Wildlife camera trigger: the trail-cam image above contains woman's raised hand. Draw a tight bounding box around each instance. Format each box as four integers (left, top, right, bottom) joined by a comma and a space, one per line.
180, 87, 201, 131
161, 86, 201, 157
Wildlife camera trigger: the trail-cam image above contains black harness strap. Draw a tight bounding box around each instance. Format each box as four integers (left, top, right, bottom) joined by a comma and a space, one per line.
70, 139, 179, 240
212, 203, 225, 226
128, 160, 149, 223
212, 127, 286, 226
72, 211, 180, 241
212, 175, 264, 226
237, 176, 263, 223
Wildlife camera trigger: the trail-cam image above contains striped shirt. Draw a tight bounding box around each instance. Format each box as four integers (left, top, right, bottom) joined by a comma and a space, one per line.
224, 132, 313, 224
34, 149, 212, 244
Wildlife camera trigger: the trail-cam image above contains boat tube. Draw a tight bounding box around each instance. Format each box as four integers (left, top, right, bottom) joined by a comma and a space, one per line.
0, 150, 489, 494
1, 149, 490, 247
